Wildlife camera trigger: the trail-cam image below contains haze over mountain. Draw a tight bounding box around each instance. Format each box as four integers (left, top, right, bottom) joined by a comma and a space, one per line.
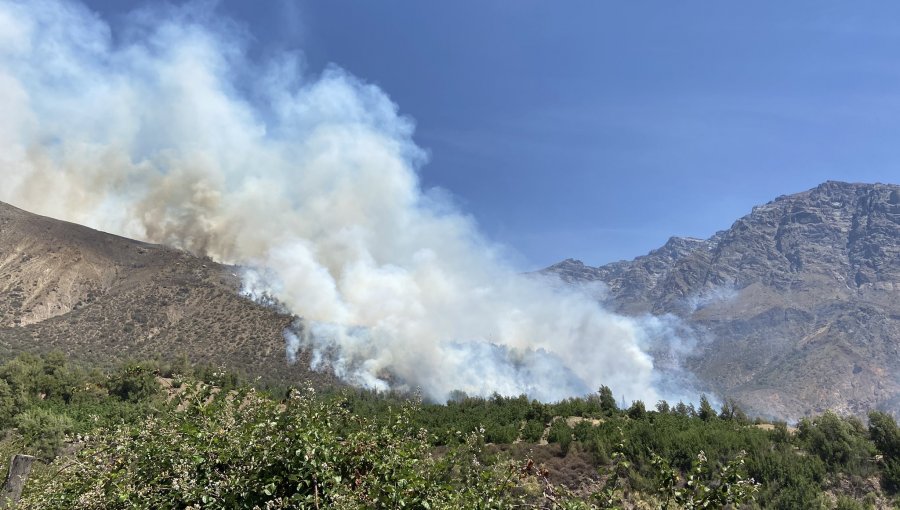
5, 180, 898, 423
545, 181, 900, 420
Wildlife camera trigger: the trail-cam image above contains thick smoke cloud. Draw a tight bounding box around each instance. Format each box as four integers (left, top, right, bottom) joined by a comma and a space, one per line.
0, 0, 698, 403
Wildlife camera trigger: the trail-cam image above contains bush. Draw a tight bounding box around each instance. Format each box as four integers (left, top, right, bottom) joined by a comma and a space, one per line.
107, 363, 160, 402
0, 379, 15, 428
869, 411, 900, 458
547, 419, 573, 456
834, 495, 864, 510
20, 386, 525, 509
521, 419, 545, 443
484, 422, 518, 444
627, 400, 647, 420
883, 458, 900, 494
14, 408, 73, 461
799, 412, 874, 473
0, 353, 893, 508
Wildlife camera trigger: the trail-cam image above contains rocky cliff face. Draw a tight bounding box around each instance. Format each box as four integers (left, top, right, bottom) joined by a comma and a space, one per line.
544, 181, 900, 419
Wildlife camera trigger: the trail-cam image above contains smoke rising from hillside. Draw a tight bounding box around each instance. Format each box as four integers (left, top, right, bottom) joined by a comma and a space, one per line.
0, 0, 699, 403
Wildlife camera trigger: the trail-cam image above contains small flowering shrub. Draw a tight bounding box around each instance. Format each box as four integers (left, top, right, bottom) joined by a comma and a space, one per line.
19, 380, 764, 509
4, 353, 891, 507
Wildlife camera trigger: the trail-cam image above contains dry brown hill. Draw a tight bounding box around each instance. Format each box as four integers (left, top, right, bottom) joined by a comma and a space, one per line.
0, 200, 335, 388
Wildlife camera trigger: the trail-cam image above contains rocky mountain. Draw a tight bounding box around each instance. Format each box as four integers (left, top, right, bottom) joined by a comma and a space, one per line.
4, 181, 898, 421
545, 181, 900, 420
0, 200, 335, 388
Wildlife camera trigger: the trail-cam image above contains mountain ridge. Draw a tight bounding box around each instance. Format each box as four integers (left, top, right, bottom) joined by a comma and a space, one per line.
3, 180, 899, 420
0, 200, 336, 389
545, 181, 900, 419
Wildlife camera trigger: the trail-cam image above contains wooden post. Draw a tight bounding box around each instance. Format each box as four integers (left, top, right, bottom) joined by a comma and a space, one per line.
1, 454, 35, 508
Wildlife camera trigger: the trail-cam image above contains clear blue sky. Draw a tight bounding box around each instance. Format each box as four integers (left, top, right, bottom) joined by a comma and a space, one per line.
83, 1, 900, 269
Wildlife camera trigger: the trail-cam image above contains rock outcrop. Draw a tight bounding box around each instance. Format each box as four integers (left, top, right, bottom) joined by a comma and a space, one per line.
544, 181, 900, 419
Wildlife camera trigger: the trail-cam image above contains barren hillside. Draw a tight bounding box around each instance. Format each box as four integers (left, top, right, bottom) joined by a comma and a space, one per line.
0, 201, 335, 388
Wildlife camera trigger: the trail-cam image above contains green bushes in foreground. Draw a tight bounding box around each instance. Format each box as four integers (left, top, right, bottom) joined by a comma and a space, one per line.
20, 385, 523, 509
1, 352, 899, 508
19, 383, 760, 509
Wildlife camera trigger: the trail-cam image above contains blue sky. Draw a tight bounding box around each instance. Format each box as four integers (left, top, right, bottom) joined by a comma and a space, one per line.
82, 1, 900, 269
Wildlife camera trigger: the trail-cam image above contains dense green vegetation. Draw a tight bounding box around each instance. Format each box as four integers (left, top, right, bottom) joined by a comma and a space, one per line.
0, 353, 898, 508
339, 390, 897, 509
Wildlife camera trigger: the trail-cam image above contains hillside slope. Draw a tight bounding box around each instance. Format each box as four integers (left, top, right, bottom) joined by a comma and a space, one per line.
0, 201, 334, 388
545, 181, 900, 419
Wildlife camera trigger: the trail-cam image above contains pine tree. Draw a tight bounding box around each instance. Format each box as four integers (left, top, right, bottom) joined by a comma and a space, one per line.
698, 395, 716, 421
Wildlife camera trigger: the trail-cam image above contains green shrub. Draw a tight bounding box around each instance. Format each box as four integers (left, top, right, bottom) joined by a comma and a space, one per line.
484, 422, 518, 444
521, 419, 545, 443
547, 419, 573, 456
106, 363, 160, 402
799, 412, 874, 473
0, 379, 15, 428
627, 400, 647, 420
834, 495, 864, 510
13, 408, 73, 460
0, 352, 890, 508
20, 386, 525, 509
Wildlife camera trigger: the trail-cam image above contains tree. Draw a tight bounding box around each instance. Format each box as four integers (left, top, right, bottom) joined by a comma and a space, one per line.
798, 411, 873, 471
598, 385, 617, 415
719, 398, 748, 424
869, 411, 900, 458
627, 400, 647, 420
107, 363, 160, 402
698, 395, 716, 422
674, 401, 695, 417
869, 411, 900, 493
0, 356, 41, 409
656, 400, 670, 414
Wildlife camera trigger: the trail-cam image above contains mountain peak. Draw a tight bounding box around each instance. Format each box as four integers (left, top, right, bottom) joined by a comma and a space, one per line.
544, 181, 900, 419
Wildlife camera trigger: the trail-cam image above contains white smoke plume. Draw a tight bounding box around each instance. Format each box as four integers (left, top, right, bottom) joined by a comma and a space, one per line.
687, 286, 739, 314
0, 0, 699, 403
